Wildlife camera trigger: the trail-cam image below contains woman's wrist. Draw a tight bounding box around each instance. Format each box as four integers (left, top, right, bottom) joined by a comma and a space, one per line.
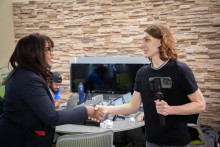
85, 106, 95, 118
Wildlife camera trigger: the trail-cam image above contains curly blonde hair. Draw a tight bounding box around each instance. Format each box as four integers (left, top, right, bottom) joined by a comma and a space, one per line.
145, 24, 178, 61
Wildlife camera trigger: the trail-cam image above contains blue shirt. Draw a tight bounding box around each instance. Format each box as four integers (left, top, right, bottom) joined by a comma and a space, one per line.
54, 87, 61, 100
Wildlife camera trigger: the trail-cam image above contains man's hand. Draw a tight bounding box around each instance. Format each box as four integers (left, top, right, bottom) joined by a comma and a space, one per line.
55, 100, 60, 109
155, 100, 171, 116
85, 106, 106, 122
91, 105, 107, 121
89, 105, 108, 122
137, 113, 145, 122
95, 105, 108, 114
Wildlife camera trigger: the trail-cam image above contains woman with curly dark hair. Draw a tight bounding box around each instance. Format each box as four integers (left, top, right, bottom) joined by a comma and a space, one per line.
0, 33, 103, 147
95, 24, 206, 147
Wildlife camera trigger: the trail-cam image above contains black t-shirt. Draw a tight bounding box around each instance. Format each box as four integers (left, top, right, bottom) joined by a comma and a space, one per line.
134, 59, 198, 146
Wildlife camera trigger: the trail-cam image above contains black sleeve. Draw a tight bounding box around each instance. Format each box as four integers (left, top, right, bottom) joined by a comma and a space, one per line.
22, 76, 88, 126
134, 70, 140, 92
180, 65, 198, 95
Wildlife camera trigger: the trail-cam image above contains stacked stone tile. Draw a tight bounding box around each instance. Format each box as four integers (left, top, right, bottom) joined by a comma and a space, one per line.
13, 0, 220, 129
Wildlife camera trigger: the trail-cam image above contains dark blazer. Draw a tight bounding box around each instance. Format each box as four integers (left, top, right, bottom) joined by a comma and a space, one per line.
0, 68, 88, 147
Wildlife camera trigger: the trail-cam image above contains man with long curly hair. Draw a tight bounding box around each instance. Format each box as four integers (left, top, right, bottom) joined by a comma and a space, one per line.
95, 24, 206, 147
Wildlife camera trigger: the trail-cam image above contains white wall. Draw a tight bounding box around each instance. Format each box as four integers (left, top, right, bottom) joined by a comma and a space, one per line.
0, 0, 15, 70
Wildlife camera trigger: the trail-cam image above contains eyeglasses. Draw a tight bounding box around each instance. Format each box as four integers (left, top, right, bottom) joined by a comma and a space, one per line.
45, 47, 53, 53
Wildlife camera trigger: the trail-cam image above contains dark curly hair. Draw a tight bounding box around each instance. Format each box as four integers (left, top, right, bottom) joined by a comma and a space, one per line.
6, 33, 54, 87
145, 24, 178, 61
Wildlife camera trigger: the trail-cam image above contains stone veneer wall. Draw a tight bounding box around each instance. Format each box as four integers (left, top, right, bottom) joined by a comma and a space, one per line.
12, 0, 220, 129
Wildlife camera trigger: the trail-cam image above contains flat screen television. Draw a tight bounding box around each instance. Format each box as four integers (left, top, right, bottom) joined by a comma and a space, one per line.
70, 57, 150, 94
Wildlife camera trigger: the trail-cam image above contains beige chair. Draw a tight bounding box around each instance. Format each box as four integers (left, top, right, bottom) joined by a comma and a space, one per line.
56, 130, 114, 147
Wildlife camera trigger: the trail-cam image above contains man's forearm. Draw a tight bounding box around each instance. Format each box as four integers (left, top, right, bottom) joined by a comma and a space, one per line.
104, 103, 138, 115
169, 101, 206, 115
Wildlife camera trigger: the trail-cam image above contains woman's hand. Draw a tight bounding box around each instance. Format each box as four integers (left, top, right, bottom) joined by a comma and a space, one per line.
86, 106, 107, 122
85, 106, 104, 122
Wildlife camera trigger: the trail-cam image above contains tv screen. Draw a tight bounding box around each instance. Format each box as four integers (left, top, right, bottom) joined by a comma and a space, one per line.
70, 63, 146, 94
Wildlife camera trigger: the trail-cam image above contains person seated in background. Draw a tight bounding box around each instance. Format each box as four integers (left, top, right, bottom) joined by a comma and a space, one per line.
0, 33, 104, 147
52, 72, 62, 109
